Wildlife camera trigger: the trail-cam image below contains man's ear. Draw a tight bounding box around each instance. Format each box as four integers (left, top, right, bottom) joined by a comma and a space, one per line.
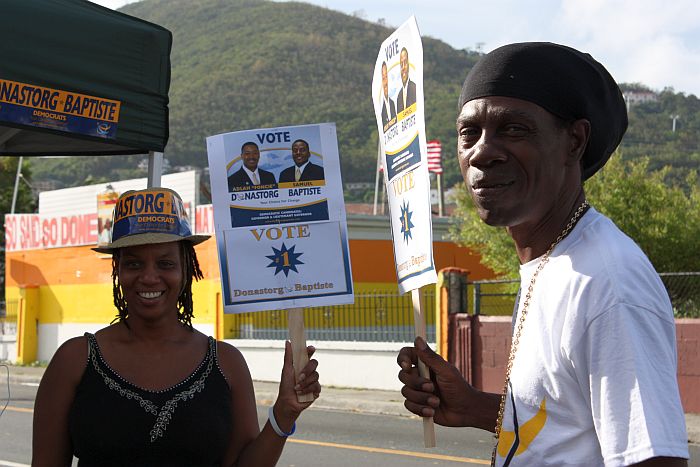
567, 119, 591, 165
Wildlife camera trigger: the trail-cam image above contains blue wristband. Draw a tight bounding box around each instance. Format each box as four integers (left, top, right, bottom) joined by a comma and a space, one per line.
268, 406, 296, 437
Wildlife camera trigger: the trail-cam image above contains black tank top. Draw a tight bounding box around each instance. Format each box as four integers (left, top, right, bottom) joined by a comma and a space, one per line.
68, 333, 233, 466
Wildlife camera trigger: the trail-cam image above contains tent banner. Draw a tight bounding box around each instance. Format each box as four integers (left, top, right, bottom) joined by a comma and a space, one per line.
371, 17, 436, 294
0, 78, 121, 140
1, 0, 171, 155
207, 123, 354, 313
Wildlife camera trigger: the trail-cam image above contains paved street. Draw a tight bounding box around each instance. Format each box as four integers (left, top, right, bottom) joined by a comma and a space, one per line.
1, 379, 494, 466
1, 375, 698, 466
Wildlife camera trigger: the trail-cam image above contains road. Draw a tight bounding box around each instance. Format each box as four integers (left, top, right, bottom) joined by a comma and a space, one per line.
1, 381, 494, 466
1, 381, 698, 466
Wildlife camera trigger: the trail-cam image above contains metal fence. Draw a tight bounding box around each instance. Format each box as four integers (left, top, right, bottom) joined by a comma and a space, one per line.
225, 290, 436, 342
469, 273, 700, 318
469, 279, 519, 316
0, 299, 18, 335
232, 272, 693, 339
660, 272, 700, 318
0, 272, 695, 343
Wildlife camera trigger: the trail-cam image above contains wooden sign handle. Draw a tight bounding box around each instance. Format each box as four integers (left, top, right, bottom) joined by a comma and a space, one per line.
287, 307, 315, 403
412, 288, 437, 448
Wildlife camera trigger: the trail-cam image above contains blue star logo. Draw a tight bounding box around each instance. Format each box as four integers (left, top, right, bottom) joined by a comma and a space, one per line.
266, 242, 304, 276
399, 199, 414, 243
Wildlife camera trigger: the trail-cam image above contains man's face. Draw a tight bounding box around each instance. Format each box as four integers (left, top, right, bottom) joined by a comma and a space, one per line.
400, 49, 409, 86
456, 96, 578, 228
292, 141, 310, 166
381, 64, 389, 98
241, 144, 260, 171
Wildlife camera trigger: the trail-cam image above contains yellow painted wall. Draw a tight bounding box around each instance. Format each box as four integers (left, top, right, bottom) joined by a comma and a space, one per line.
5, 235, 495, 341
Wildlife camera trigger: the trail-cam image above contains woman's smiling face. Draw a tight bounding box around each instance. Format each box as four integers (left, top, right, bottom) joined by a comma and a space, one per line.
118, 241, 183, 323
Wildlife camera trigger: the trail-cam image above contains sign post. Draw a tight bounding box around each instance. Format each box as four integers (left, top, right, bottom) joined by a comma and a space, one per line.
287, 307, 314, 403
372, 16, 438, 447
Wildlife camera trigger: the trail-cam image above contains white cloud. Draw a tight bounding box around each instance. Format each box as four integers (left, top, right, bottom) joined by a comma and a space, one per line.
90, 0, 137, 9
553, 0, 700, 93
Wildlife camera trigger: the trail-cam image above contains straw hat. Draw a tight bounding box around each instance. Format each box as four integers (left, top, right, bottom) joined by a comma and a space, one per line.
93, 187, 209, 254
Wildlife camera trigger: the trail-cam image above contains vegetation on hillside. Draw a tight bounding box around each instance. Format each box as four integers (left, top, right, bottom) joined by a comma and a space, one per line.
29, 0, 476, 195
620, 84, 700, 185
22, 0, 700, 201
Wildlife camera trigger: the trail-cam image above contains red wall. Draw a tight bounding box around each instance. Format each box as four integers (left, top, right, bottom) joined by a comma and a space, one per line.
676, 319, 700, 413
450, 315, 700, 413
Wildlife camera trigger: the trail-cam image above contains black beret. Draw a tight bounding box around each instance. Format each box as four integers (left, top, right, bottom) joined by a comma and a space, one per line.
458, 42, 628, 180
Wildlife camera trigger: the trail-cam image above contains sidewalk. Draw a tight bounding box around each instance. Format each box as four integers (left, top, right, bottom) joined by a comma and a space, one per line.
4, 364, 699, 445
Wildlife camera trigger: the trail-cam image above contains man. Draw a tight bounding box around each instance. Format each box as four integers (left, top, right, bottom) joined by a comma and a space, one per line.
380, 61, 397, 130
397, 43, 688, 466
227, 141, 276, 191
279, 139, 324, 183
395, 47, 416, 113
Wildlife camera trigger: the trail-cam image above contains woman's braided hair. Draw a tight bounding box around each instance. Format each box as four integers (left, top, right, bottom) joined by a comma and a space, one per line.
111, 241, 204, 329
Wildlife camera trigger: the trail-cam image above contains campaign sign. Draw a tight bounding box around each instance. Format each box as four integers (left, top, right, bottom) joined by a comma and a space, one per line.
372, 17, 437, 294
207, 123, 354, 313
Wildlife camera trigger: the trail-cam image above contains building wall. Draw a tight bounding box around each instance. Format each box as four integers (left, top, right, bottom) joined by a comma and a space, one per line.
676, 319, 700, 413
4, 214, 495, 362
230, 339, 405, 391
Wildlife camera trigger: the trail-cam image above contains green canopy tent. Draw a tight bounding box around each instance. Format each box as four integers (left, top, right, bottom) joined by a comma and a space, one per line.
0, 0, 172, 192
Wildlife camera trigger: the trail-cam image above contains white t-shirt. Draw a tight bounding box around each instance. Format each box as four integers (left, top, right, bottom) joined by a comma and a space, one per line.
495, 208, 688, 466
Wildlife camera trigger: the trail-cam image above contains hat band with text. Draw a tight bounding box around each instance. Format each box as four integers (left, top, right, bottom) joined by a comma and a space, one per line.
111, 189, 193, 242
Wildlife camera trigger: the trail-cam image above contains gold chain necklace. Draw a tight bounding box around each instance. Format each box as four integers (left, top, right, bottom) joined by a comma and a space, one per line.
490, 200, 589, 467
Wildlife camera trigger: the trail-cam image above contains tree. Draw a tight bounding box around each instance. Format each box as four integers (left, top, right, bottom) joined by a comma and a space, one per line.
585, 156, 700, 273
449, 154, 700, 277
448, 186, 518, 278
0, 157, 38, 305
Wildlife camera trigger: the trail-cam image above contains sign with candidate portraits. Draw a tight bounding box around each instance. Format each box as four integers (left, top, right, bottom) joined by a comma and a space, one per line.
207, 123, 354, 313
372, 17, 437, 294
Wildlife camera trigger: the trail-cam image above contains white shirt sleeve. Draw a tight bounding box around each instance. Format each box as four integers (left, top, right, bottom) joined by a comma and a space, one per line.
572, 303, 689, 466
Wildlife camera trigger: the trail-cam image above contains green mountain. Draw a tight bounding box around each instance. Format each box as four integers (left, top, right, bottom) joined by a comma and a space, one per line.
31, 0, 476, 197
619, 84, 700, 183
27, 0, 700, 197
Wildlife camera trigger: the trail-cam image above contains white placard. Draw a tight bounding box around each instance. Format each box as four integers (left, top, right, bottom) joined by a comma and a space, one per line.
372, 17, 437, 294
206, 123, 354, 313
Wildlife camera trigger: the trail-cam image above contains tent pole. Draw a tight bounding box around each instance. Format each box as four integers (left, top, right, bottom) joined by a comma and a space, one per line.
11, 156, 23, 214
373, 139, 381, 215
437, 173, 444, 217
147, 151, 164, 188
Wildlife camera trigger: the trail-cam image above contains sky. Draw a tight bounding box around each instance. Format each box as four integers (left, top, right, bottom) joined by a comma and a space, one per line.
94, 0, 700, 97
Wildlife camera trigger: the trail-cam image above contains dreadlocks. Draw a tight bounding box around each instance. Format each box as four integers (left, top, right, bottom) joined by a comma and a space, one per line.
111, 241, 204, 329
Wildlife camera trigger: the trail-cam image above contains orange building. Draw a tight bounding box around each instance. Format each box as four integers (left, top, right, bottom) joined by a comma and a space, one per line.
4, 173, 495, 363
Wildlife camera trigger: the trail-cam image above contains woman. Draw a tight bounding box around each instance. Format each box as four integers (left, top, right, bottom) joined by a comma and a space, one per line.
32, 187, 320, 466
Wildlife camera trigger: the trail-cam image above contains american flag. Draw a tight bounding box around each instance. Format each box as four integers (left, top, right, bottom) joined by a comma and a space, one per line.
427, 140, 443, 174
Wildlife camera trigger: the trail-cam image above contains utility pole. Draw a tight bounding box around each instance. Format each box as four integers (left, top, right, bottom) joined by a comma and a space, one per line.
11, 156, 23, 214
373, 139, 382, 215
436, 172, 444, 217
670, 114, 680, 133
